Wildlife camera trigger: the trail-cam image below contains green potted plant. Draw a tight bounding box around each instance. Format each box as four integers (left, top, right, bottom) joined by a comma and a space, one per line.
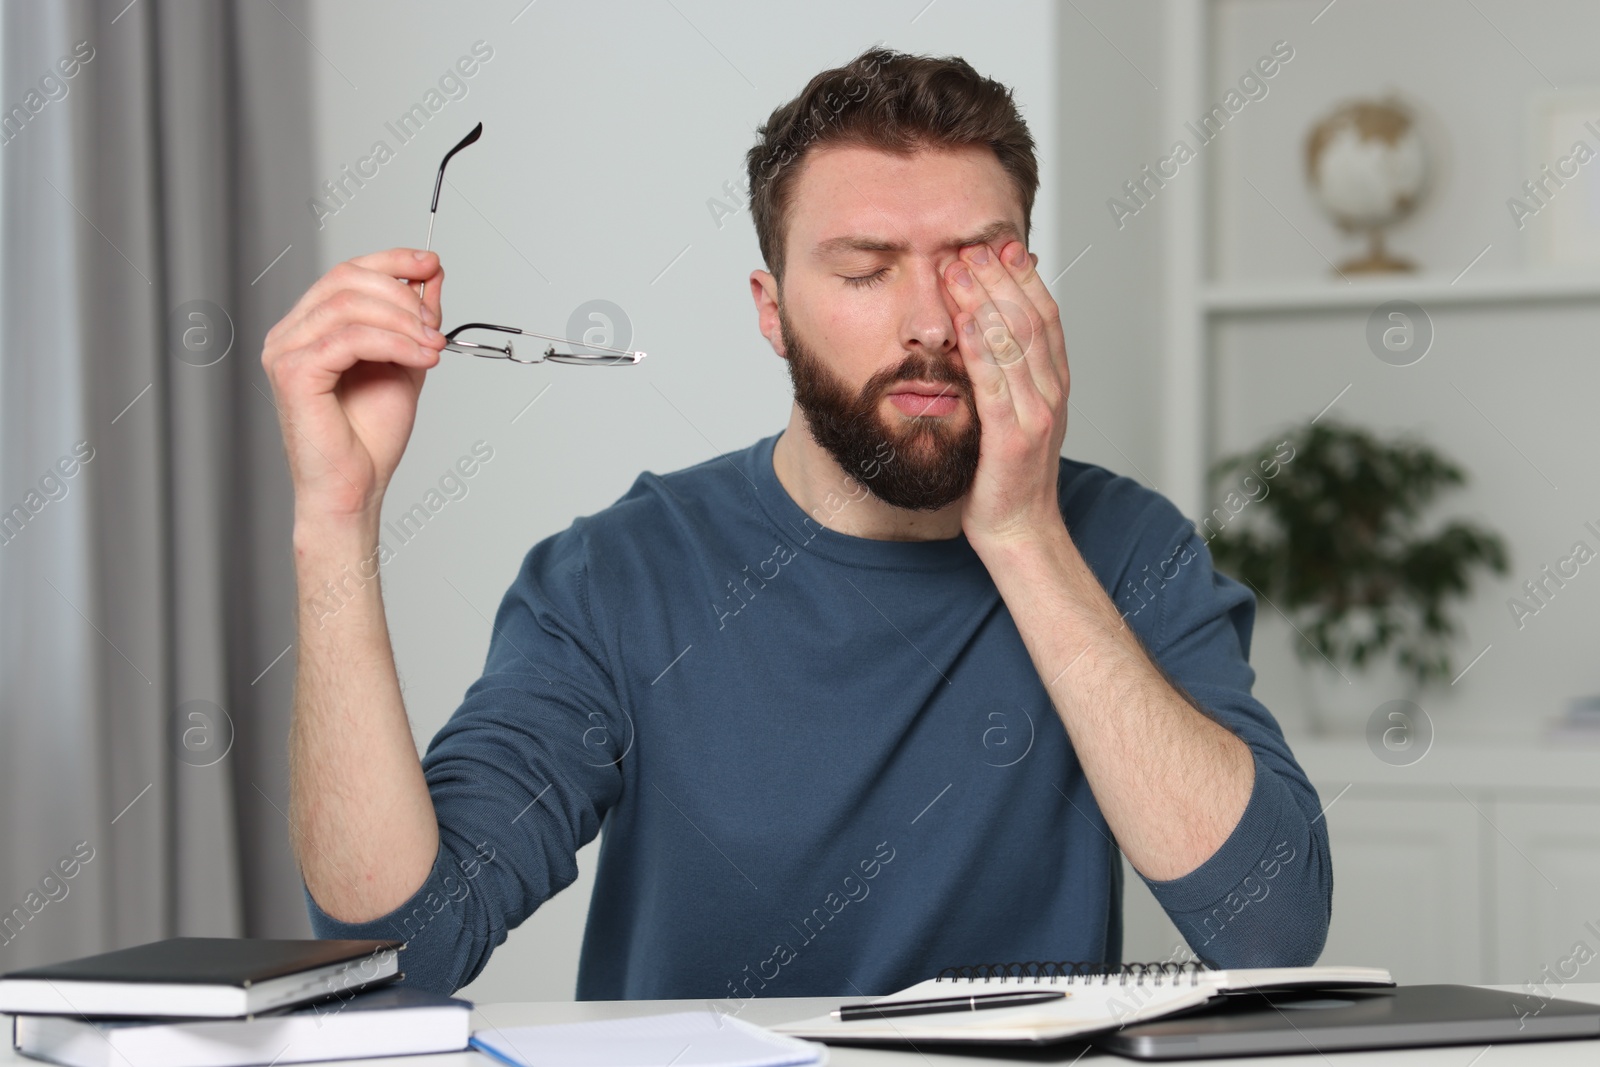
1207, 419, 1508, 732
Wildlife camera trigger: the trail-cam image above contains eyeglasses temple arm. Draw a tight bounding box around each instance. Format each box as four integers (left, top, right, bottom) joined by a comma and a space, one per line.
430, 122, 484, 214
421, 122, 484, 302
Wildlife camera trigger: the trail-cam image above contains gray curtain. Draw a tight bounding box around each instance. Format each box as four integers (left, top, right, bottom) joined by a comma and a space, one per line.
0, 0, 317, 967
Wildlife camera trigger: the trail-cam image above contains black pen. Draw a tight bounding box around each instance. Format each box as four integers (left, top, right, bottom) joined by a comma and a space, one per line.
833, 989, 1067, 1020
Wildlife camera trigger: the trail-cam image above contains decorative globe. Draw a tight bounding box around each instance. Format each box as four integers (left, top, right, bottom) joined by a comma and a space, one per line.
1304, 98, 1430, 273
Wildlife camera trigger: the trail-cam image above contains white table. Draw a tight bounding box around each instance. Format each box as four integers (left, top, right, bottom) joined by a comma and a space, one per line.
7, 984, 1599, 1065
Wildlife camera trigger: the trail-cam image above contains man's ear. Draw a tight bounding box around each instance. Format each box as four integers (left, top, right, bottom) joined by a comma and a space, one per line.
750, 269, 786, 358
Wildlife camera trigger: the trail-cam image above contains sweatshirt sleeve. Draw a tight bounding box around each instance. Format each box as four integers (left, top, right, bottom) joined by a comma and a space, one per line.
1119, 498, 1333, 968
304, 519, 626, 993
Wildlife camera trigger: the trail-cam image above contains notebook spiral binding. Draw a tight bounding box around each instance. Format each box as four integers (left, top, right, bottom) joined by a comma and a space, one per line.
934, 961, 1209, 987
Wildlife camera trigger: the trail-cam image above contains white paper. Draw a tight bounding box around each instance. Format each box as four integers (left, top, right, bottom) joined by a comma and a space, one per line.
471, 1010, 827, 1067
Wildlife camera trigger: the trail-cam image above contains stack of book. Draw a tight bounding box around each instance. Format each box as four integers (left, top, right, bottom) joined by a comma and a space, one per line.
0, 938, 470, 1067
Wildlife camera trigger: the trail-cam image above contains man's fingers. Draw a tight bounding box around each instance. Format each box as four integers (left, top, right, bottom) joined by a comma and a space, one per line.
349, 247, 441, 280
952, 310, 1017, 429
347, 248, 440, 322
999, 241, 1068, 397
942, 261, 1019, 420
958, 243, 1060, 403
278, 289, 444, 353
278, 261, 438, 340
282, 324, 440, 390
419, 264, 444, 329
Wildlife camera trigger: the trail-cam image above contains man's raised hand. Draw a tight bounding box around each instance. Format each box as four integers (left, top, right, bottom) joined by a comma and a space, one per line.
261, 249, 447, 525
944, 240, 1070, 551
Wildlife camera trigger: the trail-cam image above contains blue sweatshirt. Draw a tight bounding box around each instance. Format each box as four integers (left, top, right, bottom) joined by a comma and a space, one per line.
306, 431, 1331, 1000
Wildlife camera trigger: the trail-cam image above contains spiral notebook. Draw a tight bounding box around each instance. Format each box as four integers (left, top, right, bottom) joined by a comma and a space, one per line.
771, 961, 1394, 1046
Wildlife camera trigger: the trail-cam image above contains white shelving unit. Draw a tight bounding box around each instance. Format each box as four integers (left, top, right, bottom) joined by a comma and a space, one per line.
1146, 0, 1600, 980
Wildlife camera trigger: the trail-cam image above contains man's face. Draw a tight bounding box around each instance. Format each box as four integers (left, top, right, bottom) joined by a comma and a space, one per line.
762, 143, 1027, 512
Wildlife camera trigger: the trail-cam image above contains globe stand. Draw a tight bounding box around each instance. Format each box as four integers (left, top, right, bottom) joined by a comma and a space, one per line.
1337, 227, 1415, 275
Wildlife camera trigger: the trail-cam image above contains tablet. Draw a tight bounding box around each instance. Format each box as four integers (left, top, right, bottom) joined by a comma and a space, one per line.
1093, 984, 1600, 1060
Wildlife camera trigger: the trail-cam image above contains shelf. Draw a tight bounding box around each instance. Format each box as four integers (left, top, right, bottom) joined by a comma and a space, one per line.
1204, 271, 1600, 315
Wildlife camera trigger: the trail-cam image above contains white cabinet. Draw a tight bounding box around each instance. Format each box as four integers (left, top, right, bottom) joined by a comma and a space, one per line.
1318, 796, 1481, 983
1492, 801, 1600, 988
1120, 742, 1600, 983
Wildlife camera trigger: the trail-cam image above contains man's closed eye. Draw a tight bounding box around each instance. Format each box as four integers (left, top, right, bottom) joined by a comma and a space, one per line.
842, 269, 890, 289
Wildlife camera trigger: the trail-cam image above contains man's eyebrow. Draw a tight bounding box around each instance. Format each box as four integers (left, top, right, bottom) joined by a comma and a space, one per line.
812, 219, 1021, 258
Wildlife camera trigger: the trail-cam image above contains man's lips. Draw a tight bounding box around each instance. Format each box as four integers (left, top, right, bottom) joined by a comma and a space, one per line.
886, 381, 961, 399
885, 383, 963, 416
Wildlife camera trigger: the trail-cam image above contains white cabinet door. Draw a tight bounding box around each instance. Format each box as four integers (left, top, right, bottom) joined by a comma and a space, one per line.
1319, 795, 1483, 983
1491, 800, 1600, 987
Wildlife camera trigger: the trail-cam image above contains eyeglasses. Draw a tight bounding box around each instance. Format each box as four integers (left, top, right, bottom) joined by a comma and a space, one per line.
423, 123, 647, 367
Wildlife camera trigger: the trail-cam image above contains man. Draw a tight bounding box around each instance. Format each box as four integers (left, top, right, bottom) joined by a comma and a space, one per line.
263, 46, 1330, 1002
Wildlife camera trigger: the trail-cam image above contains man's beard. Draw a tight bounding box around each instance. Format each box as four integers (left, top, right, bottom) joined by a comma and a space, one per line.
779, 305, 981, 512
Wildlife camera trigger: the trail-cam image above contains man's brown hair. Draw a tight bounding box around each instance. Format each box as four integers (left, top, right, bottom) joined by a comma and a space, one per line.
745, 45, 1039, 284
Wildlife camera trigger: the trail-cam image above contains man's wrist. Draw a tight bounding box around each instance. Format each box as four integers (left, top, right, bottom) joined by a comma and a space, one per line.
292, 503, 382, 559
973, 514, 1077, 585
291, 506, 391, 628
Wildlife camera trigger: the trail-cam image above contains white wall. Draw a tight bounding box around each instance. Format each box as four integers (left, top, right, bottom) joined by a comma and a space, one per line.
304, 0, 1082, 1002
1051, 2, 1169, 487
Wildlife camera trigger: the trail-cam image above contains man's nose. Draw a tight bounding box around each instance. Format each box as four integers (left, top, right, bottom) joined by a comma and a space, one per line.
903, 262, 958, 354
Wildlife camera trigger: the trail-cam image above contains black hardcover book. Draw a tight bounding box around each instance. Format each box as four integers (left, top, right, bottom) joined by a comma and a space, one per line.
0, 938, 403, 1018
